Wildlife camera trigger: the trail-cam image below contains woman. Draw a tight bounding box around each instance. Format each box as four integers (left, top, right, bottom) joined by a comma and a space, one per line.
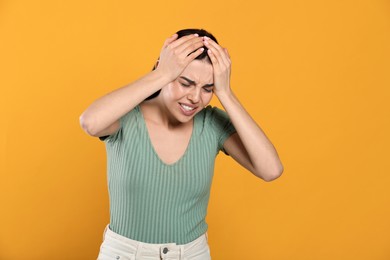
80, 28, 283, 260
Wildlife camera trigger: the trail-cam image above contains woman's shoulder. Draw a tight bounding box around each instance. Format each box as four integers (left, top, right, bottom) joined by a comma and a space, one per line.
199, 105, 228, 118
196, 105, 230, 126
199, 105, 224, 115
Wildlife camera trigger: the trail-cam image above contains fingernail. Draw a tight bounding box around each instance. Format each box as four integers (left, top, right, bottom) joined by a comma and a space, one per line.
194, 33, 199, 37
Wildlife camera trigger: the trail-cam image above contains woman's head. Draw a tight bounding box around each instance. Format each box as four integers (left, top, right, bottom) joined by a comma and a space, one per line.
159, 58, 214, 124
146, 29, 217, 100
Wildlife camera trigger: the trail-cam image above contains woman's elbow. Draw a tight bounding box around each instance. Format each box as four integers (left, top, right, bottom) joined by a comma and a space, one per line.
79, 112, 97, 136
258, 164, 284, 182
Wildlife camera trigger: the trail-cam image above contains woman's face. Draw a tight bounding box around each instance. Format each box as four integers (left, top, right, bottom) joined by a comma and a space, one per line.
160, 60, 214, 124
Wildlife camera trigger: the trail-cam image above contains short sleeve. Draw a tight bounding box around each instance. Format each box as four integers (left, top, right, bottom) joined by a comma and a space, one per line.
98, 118, 123, 143
98, 106, 138, 143
210, 107, 237, 155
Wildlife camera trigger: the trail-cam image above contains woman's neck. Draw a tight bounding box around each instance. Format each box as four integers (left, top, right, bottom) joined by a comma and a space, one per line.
140, 99, 191, 130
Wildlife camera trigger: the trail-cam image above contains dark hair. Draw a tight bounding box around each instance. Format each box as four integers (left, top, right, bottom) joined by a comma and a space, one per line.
145, 28, 218, 100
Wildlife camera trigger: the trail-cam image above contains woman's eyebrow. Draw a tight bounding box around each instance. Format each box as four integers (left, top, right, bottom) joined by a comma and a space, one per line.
180, 76, 196, 85
180, 76, 214, 87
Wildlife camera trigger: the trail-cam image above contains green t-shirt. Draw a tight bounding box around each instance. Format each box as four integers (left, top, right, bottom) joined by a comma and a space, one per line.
100, 105, 236, 244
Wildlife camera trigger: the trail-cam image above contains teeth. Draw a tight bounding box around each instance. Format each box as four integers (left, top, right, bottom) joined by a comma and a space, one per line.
181, 104, 195, 111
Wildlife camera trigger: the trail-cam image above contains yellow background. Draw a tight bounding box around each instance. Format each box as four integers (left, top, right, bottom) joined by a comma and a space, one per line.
1, 0, 389, 259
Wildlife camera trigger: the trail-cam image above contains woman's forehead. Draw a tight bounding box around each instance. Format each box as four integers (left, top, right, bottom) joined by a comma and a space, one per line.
180, 60, 213, 83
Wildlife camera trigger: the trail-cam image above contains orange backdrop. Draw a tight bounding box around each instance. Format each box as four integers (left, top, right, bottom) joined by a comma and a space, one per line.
1, 0, 390, 259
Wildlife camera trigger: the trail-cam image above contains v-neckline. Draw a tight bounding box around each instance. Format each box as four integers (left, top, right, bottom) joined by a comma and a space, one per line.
137, 105, 196, 167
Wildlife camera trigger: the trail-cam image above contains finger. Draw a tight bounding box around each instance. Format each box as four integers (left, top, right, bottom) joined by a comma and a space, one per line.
181, 39, 205, 58
162, 33, 178, 49
175, 36, 204, 56
186, 47, 205, 63
204, 37, 230, 66
168, 33, 199, 49
203, 37, 222, 49
204, 38, 223, 60
205, 41, 225, 68
207, 48, 219, 67
203, 37, 225, 54
224, 48, 231, 60
223, 48, 232, 66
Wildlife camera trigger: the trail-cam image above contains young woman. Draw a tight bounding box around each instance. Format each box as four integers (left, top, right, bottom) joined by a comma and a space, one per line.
80, 28, 283, 260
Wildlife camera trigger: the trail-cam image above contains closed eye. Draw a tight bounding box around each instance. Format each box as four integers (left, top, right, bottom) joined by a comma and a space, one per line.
180, 83, 191, 87
203, 87, 213, 93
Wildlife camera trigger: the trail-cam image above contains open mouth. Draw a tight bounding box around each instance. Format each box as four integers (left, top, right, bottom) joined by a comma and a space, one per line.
179, 103, 198, 116
180, 103, 196, 111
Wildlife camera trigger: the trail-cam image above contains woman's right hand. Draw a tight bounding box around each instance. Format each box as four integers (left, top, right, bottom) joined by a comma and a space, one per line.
155, 33, 205, 82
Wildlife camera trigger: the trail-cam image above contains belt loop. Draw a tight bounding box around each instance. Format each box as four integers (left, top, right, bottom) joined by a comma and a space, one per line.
135, 242, 144, 259
180, 245, 185, 260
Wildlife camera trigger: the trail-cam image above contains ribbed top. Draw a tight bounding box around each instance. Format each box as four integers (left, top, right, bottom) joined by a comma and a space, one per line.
100, 105, 236, 244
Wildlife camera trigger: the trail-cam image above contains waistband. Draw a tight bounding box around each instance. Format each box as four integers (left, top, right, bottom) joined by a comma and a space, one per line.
102, 224, 209, 259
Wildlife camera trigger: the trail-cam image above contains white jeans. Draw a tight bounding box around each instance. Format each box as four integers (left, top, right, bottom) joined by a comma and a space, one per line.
97, 224, 211, 260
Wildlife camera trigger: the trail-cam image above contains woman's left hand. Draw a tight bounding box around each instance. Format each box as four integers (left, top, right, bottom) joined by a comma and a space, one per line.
203, 37, 232, 98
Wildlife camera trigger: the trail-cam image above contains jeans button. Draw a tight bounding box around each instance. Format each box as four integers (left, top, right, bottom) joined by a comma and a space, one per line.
163, 247, 169, 254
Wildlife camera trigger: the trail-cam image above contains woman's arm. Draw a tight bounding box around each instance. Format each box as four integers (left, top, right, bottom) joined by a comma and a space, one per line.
219, 92, 283, 182
80, 33, 205, 137
204, 37, 283, 182
79, 69, 169, 137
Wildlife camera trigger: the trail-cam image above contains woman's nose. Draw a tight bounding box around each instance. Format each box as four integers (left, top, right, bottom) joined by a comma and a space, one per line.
188, 88, 201, 103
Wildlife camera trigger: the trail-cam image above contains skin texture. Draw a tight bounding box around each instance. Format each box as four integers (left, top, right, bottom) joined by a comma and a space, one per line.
145, 60, 214, 126
80, 32, 284, 181
139, 60, 214, 164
